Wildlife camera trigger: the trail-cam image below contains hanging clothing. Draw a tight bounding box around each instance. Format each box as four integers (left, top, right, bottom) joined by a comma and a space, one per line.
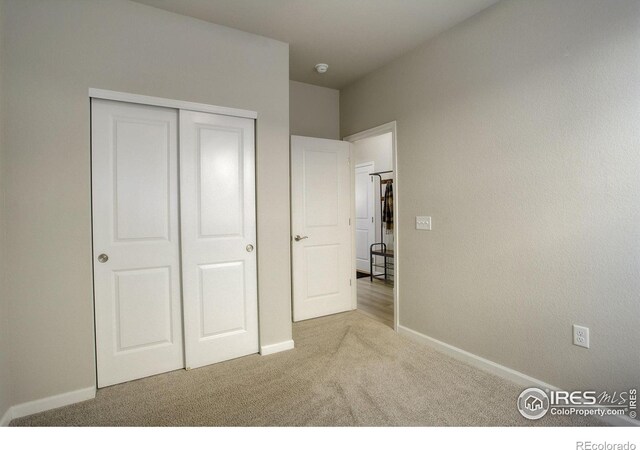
383, 181, 393, 233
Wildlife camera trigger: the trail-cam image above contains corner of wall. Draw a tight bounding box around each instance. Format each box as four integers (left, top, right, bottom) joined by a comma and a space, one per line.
0, 0, 14, 425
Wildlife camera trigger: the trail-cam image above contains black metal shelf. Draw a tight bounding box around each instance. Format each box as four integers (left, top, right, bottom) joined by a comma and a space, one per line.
369, 243, 394, 282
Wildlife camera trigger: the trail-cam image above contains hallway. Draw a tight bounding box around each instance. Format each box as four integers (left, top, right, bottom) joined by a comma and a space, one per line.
356, 277, 393, 329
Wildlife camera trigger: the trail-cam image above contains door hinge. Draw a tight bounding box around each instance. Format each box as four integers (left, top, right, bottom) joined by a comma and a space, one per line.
349, 218, 351, 226
350, 279, 352, 286
371, 217, 374, 223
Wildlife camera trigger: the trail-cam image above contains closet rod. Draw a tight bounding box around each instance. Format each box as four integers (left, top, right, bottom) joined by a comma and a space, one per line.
369, 170, 393, 176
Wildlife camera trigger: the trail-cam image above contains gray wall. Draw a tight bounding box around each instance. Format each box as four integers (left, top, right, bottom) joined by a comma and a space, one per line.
290, 80, 339, 140
0, 0, 11, 421
1, 0, 291, 406
341, 0, 640, 392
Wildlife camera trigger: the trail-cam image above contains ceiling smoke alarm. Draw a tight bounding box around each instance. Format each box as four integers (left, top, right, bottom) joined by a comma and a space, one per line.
315, 63, 329, 74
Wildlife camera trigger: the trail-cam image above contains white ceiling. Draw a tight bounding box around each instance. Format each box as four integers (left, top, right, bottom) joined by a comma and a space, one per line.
133, 0, 500, 89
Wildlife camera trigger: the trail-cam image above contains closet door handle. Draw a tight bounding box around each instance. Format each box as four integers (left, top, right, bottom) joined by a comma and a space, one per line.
294, 235, 308, 242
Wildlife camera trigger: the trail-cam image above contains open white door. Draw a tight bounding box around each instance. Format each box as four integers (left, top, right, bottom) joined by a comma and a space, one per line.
355, 162, 375, 273
291, 136, 354, 322
92, 99, 184, 387
179, 110, 259, 370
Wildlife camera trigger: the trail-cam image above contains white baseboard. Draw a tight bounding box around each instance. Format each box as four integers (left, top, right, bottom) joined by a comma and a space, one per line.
2, 386, 96, 425
398, 325, 639, 427
598, 413, 640, 427
398, 325, 559, 390
0, 407, 12, 427
260, 339, 294, 356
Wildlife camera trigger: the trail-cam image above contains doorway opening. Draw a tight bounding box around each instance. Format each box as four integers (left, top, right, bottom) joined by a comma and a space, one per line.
345, 122, 398, 330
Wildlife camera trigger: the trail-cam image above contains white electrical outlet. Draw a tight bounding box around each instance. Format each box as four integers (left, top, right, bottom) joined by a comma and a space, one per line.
416, 216, 432, 230
573, 325, 590, 349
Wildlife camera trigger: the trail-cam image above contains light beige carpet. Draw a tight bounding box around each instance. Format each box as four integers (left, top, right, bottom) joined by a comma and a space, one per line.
11, 311, 601, 426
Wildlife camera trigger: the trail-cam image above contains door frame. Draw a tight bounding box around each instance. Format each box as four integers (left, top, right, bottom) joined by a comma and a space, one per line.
88, 88, 257, 119
344, 121, 399, 331
354, 161, 376, 274
88, 88, 259, 387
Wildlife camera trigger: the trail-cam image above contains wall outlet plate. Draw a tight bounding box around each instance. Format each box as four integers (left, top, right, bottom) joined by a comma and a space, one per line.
573, 325, 590, 349
416, 216, 431, 230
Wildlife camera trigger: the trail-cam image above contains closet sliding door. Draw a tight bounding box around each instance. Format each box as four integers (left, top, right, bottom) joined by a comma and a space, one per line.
93, 98, 258, 387
179, 110, 258, 369
92, 99, 184, 388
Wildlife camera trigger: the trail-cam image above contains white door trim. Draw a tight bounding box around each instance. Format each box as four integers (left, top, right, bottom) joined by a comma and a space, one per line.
89, 88, 257, 119
344, 121, 399, 331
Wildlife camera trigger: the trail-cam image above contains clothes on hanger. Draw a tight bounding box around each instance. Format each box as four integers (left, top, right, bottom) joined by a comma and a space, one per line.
383, 181, 393, 233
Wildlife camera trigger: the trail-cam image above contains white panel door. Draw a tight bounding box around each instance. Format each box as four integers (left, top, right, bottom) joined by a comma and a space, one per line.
92, 99, 184, 388
291, 136, 353, 322
355, 162, 375, 273
179, 110, 258, 369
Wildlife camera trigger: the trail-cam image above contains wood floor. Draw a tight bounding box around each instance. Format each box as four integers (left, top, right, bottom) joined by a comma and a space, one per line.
357, 276, 393, 328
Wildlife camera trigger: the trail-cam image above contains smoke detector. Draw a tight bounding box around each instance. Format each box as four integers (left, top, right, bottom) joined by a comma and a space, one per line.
315, 63, 329, 74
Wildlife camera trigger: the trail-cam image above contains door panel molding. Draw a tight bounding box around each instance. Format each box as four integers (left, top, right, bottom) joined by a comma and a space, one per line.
179, 110, 259, 369
291, 136, 354, 322
92, 99, 184, 388
92, 98, 259, 387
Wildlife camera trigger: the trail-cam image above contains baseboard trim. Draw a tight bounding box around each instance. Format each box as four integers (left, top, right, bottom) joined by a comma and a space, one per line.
260, 340, 294, 356
7, 386, 96, 424
398, 325, 639, 427
398, 325, 558, 390
598, 412, 640, 427
0, 407, 12, 427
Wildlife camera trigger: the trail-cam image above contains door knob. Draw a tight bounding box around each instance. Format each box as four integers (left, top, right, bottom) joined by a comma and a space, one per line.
246, 244, 254, 252
294, 235, 308, 242
97, 254, 109, 263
